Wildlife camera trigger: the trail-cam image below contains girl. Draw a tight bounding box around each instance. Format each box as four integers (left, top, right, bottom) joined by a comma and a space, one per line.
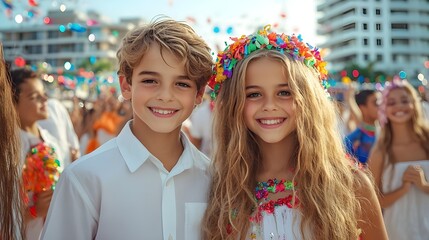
368, 79, 429, 240
202, 26, 387, 239
10, 68, 63, 240
0, 45, 24, 240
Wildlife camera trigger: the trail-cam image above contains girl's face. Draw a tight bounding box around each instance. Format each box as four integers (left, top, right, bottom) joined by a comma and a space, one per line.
385, 88, 414, 125
16, 78, 48, 125
243, 58, 296, 144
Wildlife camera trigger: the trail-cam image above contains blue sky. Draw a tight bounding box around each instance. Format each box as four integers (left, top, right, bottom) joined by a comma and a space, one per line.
0, 0, 318, 49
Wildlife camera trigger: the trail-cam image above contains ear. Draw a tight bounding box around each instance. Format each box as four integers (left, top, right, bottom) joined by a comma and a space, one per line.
119, 75, 132, 101
195, 85, 206, 105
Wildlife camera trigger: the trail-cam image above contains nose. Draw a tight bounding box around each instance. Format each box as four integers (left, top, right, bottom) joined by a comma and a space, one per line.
157, 85, 174, 102
262, 96, 278, 111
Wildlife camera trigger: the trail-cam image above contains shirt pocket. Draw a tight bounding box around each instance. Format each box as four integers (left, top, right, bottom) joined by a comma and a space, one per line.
185, 202, 207, 240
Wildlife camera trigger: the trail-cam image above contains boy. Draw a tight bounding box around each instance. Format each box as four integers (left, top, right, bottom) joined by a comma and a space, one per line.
41, 18, 214, 240
345, 89, 380, 164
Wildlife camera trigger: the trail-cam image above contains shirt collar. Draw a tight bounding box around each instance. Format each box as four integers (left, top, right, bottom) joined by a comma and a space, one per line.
116, 121, 151, 173
116, 121, 201, 173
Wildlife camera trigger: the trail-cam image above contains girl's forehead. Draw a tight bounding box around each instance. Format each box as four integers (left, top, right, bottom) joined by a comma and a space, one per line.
387, 88, 408, 98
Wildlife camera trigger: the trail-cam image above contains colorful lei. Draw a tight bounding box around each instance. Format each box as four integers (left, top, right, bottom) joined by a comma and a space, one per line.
208, 25, 328, 99
22, 142, 61, 217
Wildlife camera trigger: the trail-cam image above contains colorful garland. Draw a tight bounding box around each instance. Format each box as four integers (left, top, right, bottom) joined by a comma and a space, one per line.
208, 25, 328, 99
22, 142, 61, 217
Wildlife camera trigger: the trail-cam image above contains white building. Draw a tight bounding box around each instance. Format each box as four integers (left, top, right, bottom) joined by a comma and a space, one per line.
0, 9, 143, 71
317, 0, 429, 78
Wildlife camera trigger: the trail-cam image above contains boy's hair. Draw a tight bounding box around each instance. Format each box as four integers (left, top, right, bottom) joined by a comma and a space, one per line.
116, 18, 213, 91
10, 68, 37, 104
376, 80, 429, 165
355, 89, 375, 106
203, 49, 363, 240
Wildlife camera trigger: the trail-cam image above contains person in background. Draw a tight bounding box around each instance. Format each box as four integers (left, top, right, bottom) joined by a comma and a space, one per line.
345, 89, 380, 165
188, 87, 214, 157
10, 68, 63, 240
368, 79, 429, 240
38, 98, 80, 167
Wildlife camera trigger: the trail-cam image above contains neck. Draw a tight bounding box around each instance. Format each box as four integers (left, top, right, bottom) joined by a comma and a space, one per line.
362, 117, 375, 128
130, 120, 183, 172
256, 133, 297, 181
391, 121, 416, 144
20, 121, 40, 137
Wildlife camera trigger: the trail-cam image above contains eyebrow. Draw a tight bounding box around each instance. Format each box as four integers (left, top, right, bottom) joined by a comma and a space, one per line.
137, 70, 190, 80
245, 83, 289, 90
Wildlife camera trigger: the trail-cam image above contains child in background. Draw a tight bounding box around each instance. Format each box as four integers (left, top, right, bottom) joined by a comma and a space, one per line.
368, 79, 429, 240
202, 26, 387, 240
345, 89, 380, 164
10, 68, 63, 240
41, 18, 214, 240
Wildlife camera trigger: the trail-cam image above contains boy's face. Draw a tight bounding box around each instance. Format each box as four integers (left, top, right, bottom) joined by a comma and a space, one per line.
16, 78, 48, 125
120, 43, 204, 134
360, 92, 380, 123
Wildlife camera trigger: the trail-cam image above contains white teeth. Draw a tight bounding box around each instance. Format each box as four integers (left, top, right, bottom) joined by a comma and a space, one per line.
394, 111, 405, 116
152, 108, 175, 115
260, 119, 283, 125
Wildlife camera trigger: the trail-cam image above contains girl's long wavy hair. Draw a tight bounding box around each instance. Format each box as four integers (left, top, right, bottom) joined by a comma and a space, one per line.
376, 80, 429, 166
0, 44, 25, 240
203, 50, 362, 240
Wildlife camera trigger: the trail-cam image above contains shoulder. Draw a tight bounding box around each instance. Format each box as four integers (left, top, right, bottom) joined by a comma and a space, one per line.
67, 139, 120, 175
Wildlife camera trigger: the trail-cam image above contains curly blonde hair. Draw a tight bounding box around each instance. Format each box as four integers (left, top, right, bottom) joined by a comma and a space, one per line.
116, 17, 213, 91
203, 50, 363, 239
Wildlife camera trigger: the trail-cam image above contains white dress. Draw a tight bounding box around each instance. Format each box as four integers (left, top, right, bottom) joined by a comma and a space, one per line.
382, 160, 429, 240
248, 206, 306, 240
20, 128, 63, 240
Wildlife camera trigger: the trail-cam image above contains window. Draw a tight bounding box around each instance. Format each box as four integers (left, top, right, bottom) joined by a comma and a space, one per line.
377, 54, 383, 61
376, 38, 382, 46
391, 23, 408, 30
376, 9, 381, 15
364, 54, 369, 61
376, 23, 382, 31
363, 38, 368, 45
363, 8, 367, 15
363, 23, 368, 30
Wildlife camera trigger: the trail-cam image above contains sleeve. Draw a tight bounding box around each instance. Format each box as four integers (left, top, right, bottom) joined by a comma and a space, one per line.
41, 168, 98, 240
344, 129, 360, 156
57, 101, 80, 151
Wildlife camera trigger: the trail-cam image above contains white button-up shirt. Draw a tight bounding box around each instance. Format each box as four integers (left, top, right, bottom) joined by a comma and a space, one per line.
41, 121, 211, 240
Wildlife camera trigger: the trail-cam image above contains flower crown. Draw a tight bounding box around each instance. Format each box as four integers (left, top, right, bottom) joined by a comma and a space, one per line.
208, 25, 328, 99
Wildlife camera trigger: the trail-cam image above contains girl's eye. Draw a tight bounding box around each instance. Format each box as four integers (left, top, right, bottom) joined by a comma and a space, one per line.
177, 82, 191, 88
278, 90, 291, 96
387, 102, 396, 106
246, 92, 261, 98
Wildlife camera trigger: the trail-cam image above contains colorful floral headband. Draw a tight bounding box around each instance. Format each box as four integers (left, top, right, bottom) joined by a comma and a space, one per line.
208, 25, 328, 99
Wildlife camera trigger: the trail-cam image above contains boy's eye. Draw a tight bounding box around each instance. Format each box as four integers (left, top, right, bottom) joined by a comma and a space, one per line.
278, 90, 291, 96
246, 92, 261, 98
177, 82, 191, 88
142, 79, 156, 84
